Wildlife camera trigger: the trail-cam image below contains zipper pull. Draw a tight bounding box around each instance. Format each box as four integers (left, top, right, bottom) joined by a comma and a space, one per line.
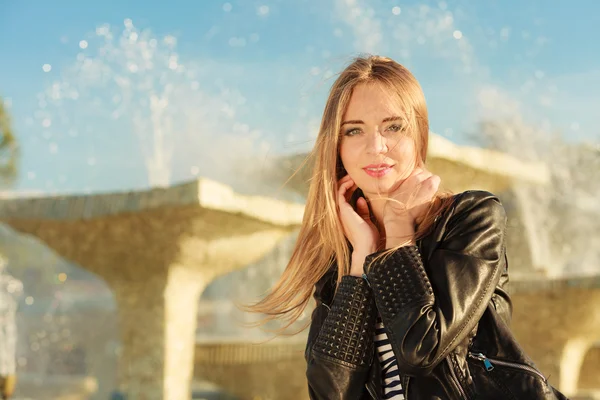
470, 352, 494, 371
361, 273, 372, 287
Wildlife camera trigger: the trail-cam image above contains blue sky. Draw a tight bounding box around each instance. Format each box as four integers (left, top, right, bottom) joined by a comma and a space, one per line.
0, 0, 598, 195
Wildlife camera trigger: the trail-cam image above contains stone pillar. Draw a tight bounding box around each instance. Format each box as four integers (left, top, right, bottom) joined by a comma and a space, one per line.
559, 338, 591, 397
578, 345, 600, 391
113, 274, 168, 400
110, 267, 205, 400
164, 267, 204, 400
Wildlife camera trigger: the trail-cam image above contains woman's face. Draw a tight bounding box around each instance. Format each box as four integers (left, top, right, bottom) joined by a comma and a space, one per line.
339, 83, 418, 198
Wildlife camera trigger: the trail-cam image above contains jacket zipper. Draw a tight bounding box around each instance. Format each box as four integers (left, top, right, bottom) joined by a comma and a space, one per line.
468, 352, 547, 382
402, 375, 410, 399
446, 357, 469, 399
365, 382, 380, 400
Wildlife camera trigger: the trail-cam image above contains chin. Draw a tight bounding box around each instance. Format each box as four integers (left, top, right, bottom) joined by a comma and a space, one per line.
357, 177, 397, 196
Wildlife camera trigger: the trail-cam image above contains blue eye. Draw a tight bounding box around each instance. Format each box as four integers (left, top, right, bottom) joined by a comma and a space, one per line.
387, 124, 404, 132
344, 128, 361, 136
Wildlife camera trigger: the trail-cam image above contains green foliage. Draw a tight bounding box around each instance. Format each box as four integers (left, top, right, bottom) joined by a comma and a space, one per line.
0, 97, 19, 186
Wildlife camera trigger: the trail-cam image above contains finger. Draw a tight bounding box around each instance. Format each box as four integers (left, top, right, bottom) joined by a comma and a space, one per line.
414, 175, 441, 203
400, 170, 431, 202
409, 167, 426, 179
356, 197, 370, 220
338, 179, 355, 196
345, 183, 358, 203
338, 179, 355, 204
416, 165, 431, 174
414, 167, 431, 180
338, 178, 354, 196
426, 173, 440, 184
401, 169, 428, 195
415, 171, 432, 190
423, 174, 441, 192
338, 174, 353, 186
413, 168, 433, 184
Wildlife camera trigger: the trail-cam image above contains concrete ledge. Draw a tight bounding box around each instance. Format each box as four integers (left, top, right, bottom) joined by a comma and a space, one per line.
195, 339, 305, 365
427, 134, 550, 186
273, 132, 551, 197
15, 373, 98, 399
0, 178, 305, 227
510, 275, 600, 294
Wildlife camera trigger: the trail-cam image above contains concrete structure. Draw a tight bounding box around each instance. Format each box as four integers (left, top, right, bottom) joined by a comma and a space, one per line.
194, 336, 308, 400
0, 178, 304, 400
579, 345, 600, 396
2, 133, 598, 398
15, 373, 98, 399
510, 276, 600, 399
272, 132, 550, 197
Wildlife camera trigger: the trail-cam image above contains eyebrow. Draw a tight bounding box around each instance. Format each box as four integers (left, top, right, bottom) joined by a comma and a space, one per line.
340, 116, 404, 126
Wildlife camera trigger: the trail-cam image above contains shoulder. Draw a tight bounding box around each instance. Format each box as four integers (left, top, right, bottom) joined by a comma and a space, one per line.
447, 190, 507, 229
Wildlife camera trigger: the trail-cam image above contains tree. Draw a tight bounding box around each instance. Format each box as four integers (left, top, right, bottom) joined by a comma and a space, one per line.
0, 98, 19, 186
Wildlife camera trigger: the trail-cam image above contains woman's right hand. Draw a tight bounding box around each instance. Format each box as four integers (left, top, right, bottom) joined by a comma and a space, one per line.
338, 175, 380, 276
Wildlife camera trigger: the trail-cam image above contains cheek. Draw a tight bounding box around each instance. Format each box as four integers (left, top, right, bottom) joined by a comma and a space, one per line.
338, 143, 352, 171
391, 137, 417, 162
339, 141, 362, 167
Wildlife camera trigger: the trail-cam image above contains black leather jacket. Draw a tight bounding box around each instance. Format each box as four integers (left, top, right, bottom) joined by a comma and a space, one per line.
305, 190, 514, 399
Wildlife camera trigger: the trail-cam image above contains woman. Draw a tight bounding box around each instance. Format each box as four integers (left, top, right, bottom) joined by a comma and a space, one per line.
247, 55, 566, 399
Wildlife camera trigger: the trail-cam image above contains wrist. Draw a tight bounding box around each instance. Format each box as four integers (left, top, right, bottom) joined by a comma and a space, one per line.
386, 237, 416, 249
384, 213, 415, 234
350, 249, 375, 277
352, 246, 376, 260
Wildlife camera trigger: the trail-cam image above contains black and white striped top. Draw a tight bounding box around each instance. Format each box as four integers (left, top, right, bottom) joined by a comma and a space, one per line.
375, 316, 405, 399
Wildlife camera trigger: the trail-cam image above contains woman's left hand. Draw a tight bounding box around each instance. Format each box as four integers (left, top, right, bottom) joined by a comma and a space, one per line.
383, 167, 441, 247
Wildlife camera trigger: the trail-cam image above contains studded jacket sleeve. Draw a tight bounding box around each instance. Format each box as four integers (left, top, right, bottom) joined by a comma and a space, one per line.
364, 191, 507, 376
305, 272, 377, 400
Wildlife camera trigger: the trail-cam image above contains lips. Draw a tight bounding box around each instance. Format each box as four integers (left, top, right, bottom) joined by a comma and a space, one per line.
363, 163, 394, 177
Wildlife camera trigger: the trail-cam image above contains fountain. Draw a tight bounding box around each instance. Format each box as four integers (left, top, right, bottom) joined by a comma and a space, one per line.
0, 10, 598, 399
1, 20, 305, 400
0, 178, 304, 400
34, 19, 270, 195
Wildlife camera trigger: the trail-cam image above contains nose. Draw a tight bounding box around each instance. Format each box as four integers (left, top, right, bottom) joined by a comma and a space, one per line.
366, 128, 388, 154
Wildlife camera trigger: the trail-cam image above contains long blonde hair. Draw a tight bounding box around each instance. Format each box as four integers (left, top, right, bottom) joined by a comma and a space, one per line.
243, 55, 454, 334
